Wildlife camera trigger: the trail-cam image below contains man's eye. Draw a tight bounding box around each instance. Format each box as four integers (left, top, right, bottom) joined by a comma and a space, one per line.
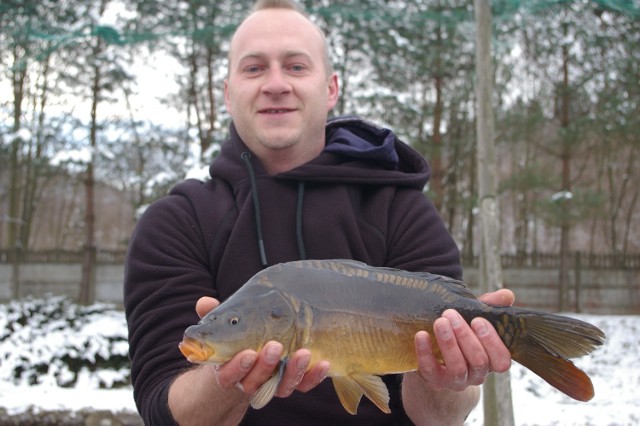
245, 66, 263, 73
289, 64, 306, 72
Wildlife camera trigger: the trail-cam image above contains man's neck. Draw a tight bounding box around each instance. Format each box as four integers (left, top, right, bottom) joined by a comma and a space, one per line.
259, 144, 325, 175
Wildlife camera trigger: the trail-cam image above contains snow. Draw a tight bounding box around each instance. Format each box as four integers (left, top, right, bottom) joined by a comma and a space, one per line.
0, 384, 137, 415
467, 314, 640, 425
551, 191, 573, 202
0, 298, 638, 424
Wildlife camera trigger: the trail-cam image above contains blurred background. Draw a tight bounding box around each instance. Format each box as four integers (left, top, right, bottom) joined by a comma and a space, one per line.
0, 0, 639, 423
1, 0, 638, 310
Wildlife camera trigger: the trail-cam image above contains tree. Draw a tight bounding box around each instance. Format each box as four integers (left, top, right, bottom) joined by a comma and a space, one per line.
474, 0, 514, 423
307, 0, 393, 117
0, 1, 76, 297
130, 0, 248, 163
589, 14, 640, 256
45, 0, 136, 304
345, 0, 477, 222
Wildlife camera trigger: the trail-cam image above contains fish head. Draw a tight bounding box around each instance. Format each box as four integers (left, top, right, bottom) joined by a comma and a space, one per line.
179, 288, 296, 364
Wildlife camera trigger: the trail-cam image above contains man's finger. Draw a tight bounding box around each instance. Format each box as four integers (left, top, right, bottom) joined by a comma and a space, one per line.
215, 350, 258, 389
414, 330, 441, 383
478, 288, 515, 307
196, 296, 220, 318
276, 349, 311, 398
443, 310, 489, 385
239, 341, 283, 395
471, 318, 512, 373
296, 361, 330, 393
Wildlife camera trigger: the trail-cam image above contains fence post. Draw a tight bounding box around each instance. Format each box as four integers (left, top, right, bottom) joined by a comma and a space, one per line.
10, 247, 22, 299
574, 251, 582, 313
79, 245, 97, 305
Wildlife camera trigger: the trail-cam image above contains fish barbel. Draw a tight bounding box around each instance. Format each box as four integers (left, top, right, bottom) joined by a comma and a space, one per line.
179, 259, 605, 415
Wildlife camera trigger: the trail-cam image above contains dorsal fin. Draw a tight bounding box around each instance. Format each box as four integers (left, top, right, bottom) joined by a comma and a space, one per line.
410, 271, 477, 299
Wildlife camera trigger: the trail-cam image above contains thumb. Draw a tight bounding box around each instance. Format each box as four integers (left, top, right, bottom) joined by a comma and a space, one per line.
195, 296, 220, 318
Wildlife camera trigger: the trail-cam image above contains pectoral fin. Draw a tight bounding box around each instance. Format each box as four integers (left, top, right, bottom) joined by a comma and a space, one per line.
332, 374, 391, 415
250, 358, 288, 410
332, 376, 363, 415
351, 374, 390, 414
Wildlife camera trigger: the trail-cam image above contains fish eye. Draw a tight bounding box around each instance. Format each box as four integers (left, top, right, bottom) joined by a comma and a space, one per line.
229, 316, 240, 325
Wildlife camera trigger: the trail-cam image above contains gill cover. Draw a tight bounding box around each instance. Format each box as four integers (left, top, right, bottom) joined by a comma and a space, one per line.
182, 287, 297, 364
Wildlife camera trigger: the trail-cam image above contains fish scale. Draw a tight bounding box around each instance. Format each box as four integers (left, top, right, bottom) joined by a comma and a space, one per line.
179, 259, 606, 415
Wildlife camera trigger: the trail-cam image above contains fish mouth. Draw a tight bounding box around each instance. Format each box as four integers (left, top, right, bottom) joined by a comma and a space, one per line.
179, 337, 215, 363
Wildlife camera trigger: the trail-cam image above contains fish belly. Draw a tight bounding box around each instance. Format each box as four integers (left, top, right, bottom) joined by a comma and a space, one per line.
305, 310, 430, 377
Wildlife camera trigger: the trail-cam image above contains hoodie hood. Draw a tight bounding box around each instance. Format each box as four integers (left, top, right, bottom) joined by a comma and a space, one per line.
210, 115, 431, 190
208, 115, 433, 268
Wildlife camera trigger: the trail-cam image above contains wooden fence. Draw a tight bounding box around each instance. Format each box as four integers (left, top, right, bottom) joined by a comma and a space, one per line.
0, 249, 126, 264
462, 251, 640, 270
1, 250, 638, 314
2, 249, 640, 269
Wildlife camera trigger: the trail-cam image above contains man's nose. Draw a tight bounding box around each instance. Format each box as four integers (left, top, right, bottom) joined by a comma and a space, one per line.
262, 68, 292, 95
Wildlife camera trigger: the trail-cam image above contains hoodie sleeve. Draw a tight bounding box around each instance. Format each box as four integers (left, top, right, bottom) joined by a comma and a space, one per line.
124, 181, 225, 425
385, 188, 462, 280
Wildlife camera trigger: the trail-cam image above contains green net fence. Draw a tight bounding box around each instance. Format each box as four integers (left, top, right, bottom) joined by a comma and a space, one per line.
1, 0, 639, 256
2, 0, 639, 49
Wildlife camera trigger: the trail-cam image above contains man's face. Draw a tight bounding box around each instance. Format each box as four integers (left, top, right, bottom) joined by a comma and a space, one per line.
225, 9, 339, 173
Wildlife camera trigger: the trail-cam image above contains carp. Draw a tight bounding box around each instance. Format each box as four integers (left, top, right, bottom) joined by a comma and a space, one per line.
179, 259, 605, 415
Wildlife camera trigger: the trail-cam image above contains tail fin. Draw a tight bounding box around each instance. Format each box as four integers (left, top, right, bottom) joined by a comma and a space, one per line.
506, 312, 605, 401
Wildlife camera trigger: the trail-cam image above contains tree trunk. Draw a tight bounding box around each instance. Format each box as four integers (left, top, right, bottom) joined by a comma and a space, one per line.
558, 22, 571, 312
473, 0, 515, 424
430, 24, 445, 211
204, 45, 216, 158
8, 46, 28, 299
79, 27, 103, 306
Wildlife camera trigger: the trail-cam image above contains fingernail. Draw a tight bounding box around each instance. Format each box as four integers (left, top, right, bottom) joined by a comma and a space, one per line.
436, 321, 452, 339
282, 384, 296, 398
472, 319, 489, 337
455, 373, 468, 386
472, 366, 486, 379
318, 363, 330, 383
296, 353, 311, 371
265, 344, 281, 363
416, 332, 430, 351
241, 354, 257, 369
448, 313, 462, 328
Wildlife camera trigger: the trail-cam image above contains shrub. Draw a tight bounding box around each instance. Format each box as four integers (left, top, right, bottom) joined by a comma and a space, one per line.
0, 296, 130, 388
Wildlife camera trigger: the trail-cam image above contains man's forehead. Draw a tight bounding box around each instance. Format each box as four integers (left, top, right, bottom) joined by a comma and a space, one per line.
237, 50, 313, 63
230, 9, 324, 57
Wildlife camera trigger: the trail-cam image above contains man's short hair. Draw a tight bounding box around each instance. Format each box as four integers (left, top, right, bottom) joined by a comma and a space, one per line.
252, 0, 306, 14
228, 0, 334, 76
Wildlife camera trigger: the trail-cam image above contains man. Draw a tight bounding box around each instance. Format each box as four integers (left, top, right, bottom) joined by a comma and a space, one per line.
124, 0, 514, 424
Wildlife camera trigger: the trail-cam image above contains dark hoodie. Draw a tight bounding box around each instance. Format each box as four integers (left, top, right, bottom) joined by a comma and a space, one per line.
124, 116, 462, 425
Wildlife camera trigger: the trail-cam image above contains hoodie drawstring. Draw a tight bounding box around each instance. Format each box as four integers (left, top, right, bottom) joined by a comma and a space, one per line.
241, 152, 308, 266
241, 152, 268, 267
296, 181, 307, 260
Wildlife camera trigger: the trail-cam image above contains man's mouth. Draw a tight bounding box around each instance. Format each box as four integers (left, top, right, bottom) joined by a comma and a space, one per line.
259, 108, 294, 114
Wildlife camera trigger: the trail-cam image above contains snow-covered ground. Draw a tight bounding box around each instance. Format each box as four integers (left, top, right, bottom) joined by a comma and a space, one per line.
0, 298, 637, 425
468, 314, 639, 425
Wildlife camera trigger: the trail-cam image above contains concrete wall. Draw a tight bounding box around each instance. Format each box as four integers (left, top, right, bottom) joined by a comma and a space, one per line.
1, 263, 638, 314
463, 268, 640, 314
0, 263, 125, 304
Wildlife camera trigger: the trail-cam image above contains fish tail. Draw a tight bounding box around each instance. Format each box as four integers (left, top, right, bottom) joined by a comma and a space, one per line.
493, 310, 605, 401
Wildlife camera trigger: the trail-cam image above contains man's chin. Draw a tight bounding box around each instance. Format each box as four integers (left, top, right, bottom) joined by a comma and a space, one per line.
257, 133, 299, 151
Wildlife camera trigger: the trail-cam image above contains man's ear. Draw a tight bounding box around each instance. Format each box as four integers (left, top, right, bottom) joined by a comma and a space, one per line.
224, 79, 232, 114
326, 73, 340, 111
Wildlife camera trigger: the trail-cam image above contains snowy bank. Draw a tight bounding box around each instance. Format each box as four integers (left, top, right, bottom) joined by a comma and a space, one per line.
1, 298, 638, 425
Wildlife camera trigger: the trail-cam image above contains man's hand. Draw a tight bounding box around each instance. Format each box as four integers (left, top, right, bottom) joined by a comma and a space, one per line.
195, 297, 330, 399
413, 288, 515, 391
